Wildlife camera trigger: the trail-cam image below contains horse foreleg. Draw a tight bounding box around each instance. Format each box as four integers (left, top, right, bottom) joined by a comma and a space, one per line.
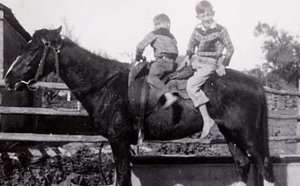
110, 140, 132, 186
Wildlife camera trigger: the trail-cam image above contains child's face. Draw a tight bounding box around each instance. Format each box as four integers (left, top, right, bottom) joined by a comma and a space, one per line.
197, 9, 214, 28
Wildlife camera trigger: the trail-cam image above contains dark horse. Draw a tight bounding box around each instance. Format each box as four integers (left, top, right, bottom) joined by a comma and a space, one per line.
4, 27, 274, 186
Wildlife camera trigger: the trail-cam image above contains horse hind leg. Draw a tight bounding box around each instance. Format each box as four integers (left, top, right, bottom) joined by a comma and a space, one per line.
226, 140, 251, 186
247, 146, 274, 186
220, 127, 274, 186
222, 131, 275, 186
247, 107, 275, 185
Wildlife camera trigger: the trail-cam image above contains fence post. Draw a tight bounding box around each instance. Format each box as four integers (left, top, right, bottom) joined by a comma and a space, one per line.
0, 9, 4, 125
0, 9, 3, 79
297, 80, 300, 154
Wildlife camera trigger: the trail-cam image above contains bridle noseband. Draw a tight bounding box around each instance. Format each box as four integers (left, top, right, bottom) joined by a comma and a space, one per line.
21, 39, 61, 91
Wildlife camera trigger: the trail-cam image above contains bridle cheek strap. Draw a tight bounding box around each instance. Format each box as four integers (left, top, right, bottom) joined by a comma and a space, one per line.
34, 43, 50, 80
25, 41, 61, 91
54, 45, 61, 78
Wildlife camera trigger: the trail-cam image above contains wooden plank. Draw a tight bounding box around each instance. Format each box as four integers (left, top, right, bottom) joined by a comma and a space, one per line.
130, 158, 300, 186
0, 132, 298, 143
264, 86, 300, 96
0, 10, 4, 127
297, 80, 300, 154
32, 81, 68, 90
0, 80, 68, 90
0, 9, 3, 79
0, 106, 88, 116
0, 132, 107, 142
268, 113, 300, 120
149, 135, 300, 144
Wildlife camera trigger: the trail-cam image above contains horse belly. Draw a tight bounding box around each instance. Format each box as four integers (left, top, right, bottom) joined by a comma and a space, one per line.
143, 106, 202, 140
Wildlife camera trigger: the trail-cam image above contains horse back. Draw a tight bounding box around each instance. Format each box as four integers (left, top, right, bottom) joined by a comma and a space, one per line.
204, 69, 267, 127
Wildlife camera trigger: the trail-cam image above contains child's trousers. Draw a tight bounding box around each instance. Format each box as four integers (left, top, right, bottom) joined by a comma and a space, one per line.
147, 57, 176, 99
186, 56, 217, 108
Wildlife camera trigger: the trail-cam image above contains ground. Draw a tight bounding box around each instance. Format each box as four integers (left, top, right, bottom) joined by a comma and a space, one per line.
0, 108, 297, 186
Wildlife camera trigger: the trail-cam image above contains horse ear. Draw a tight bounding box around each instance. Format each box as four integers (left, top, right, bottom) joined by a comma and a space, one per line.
54, 26, 62, 36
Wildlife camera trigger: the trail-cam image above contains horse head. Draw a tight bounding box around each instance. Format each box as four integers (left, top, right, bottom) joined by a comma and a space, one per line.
5, 26, 62, 91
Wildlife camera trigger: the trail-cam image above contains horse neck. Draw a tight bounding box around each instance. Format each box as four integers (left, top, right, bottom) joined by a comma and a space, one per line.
57, 39, 127, 100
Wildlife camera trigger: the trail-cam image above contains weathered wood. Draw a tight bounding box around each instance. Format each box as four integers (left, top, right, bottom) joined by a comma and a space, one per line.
0, 80, 68, 90
0, 106, 88, 116
150, 135, 300, 144
0, 132, 107, 142
0, 132, 298, 143
268, 113, 300, 120
264, 86, 300, 96
0, 10, 4, 127
297, 80, 300, 154
0, 10, 4, 79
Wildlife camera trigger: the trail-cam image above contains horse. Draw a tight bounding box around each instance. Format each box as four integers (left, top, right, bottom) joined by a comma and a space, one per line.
4, 27, 275, 186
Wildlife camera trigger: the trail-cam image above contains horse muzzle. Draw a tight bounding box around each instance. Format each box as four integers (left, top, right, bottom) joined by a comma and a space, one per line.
19, 79, 38, 91
5, 79, 38, 91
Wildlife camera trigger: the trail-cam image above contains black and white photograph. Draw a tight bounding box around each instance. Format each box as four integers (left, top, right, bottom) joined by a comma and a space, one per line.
0, 0, 299, 185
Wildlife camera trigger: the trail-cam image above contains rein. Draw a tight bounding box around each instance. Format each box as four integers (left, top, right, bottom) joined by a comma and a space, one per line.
21, 39, 61, 91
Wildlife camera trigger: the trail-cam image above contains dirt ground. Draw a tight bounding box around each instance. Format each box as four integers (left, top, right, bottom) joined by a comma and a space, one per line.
0, 109, 298, 186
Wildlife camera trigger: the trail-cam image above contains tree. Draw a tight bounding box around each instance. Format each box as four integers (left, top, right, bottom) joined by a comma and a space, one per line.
254, 22, 300, 87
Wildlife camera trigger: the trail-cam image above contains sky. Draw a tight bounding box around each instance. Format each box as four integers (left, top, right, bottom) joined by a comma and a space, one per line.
1, 0, 300, 70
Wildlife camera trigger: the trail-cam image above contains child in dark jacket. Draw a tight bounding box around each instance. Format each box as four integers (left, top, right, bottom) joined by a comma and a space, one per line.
136, 13, 179, 109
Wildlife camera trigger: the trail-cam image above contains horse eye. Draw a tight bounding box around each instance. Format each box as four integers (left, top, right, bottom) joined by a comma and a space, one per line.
45, 42, 50, 47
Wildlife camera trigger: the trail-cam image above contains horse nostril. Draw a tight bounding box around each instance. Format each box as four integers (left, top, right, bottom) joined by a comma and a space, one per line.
6, 85, 12, 91
14, 82, 22, 91
4, 79, 12, 90
4, 78, 9, 85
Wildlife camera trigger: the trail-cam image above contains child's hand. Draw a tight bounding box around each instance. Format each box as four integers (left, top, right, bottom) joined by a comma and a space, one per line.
177, 56, 190, 71
134, 56, 147, 66
216, 65, 226, 76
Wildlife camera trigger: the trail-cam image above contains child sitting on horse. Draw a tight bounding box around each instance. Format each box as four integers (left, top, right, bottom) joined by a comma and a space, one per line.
178, 0, 234, 139
135, 13, 179, 109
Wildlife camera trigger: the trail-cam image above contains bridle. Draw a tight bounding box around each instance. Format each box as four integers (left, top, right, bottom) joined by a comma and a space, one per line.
20, 39, 61, 91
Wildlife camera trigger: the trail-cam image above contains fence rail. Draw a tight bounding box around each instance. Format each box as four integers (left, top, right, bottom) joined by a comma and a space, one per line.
264, 86, 300, 96
0, 106, 298, 119
0, 132, 299, 143
0, 106, 88, 116
0, 132, 106, 142
0, 80, 68, 90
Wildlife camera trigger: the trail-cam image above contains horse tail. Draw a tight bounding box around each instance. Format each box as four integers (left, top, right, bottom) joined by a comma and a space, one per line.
259, 88, 275, 182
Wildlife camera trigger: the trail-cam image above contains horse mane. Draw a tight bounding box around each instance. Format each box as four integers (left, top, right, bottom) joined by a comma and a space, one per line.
61, 36, 129, 71
57, 36, 129, 96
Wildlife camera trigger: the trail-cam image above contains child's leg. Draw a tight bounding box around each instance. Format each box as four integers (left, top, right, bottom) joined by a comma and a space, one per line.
186, 65, 212, 107
147, 58, 177, 108
186, 63, 216, 138
147, 61, 170, 99
198, 103, 215, 139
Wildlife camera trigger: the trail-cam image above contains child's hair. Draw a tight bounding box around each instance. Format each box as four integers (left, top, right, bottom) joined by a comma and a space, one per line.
195, 1, 214, 14
153, 13, 170, 29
